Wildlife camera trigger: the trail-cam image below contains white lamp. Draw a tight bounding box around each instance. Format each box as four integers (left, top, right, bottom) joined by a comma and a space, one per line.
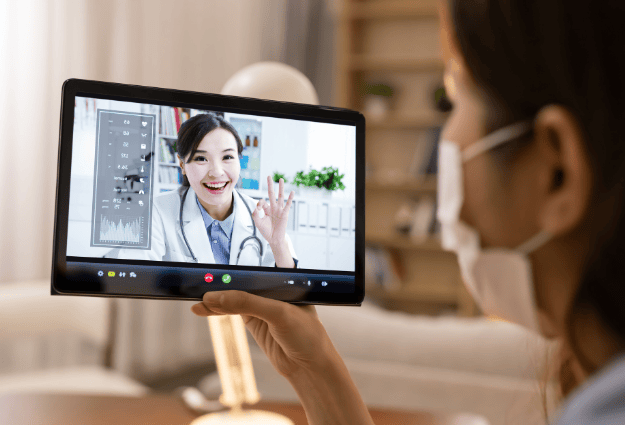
190, 62, 319, 425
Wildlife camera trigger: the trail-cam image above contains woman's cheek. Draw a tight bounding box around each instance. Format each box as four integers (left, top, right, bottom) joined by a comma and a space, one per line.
186, 165, 206, 185
228, 162, 241, 182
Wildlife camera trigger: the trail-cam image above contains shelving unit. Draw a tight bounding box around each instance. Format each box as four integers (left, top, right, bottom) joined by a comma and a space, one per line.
338, 0, 477, 316
155, 132, 183, 194
365, 177, 437, 193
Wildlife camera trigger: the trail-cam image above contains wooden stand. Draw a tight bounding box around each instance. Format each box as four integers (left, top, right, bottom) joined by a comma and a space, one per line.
190, 316, 293, 425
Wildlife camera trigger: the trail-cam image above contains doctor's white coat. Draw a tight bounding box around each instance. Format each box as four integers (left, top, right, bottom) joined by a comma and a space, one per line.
116, 187, 297, 266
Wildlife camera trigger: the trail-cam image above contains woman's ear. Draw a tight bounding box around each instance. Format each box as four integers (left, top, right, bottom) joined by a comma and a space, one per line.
178, 155, 186, 175
534, 105, 592, 236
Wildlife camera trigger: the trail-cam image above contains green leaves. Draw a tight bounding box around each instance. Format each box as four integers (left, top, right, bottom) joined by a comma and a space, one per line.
272, 172, 287, 183
292, 166, 345, 191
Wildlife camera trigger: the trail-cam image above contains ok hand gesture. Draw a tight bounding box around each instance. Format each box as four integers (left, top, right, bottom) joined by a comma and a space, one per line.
252, 176, 295, 265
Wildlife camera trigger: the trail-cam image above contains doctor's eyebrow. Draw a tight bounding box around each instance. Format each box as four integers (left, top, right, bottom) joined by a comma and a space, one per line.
192, 149, 235, 153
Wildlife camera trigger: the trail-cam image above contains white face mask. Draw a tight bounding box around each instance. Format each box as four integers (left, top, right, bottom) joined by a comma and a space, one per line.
437, 121, 552, 333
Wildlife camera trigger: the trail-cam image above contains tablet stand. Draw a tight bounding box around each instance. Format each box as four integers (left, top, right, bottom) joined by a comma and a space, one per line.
190, 315, 293, 425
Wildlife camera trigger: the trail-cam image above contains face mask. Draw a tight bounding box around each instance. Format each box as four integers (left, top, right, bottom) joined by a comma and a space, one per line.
437, 121, 551, 333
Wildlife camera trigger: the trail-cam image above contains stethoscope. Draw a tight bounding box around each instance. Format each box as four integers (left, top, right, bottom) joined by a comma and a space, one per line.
179, 186, 263, 265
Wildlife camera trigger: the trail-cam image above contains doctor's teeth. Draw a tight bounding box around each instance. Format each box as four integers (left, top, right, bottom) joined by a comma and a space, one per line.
206, 182, 227, 190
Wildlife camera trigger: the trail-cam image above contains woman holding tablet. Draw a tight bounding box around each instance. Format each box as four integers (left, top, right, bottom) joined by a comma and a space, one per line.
118, 113, 297, 267
192, 0, 625, 423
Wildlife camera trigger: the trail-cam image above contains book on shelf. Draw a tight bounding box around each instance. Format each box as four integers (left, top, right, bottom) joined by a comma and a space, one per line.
159, 138, 178, 164
408, 126, 440, 181
159, 166, 183, 185
392, 195, 439, 243
159, 106, 191, 137
365, 247, 402, 292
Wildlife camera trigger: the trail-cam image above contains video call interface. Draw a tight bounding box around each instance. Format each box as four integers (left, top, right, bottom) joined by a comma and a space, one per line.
66, 97, 357, 274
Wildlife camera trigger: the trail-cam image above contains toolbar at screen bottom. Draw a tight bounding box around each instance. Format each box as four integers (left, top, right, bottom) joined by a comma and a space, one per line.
64, 261, 356, 298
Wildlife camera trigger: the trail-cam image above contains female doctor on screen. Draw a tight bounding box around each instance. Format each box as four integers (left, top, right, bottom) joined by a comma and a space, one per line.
118, 113, 297, 267
192, 1, 625, 424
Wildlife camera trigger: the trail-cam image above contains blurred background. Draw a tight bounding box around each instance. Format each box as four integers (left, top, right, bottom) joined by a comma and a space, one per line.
0, 1, 558, 424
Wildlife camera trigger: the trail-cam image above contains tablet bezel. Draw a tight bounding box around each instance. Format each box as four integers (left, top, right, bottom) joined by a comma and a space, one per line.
52, 78, 365, 306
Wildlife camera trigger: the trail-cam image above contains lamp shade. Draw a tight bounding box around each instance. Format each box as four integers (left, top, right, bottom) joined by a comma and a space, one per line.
221, 61, 319, 105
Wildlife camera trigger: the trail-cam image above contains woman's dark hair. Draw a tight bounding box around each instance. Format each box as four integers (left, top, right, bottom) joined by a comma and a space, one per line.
448, 0, 625, 402
176, 113, 243, 186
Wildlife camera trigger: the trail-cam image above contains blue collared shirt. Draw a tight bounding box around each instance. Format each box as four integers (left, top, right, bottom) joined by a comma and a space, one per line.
554, 351, 625, 425
196, 197, 235, 264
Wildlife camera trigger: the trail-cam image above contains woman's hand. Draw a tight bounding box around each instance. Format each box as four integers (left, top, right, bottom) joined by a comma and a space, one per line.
252, 177, 294, 256
191, 290, 335, 379
191, 291, 375, 425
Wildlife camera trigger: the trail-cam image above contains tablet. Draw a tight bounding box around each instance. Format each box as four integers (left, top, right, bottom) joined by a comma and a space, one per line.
52, 79, 365, 305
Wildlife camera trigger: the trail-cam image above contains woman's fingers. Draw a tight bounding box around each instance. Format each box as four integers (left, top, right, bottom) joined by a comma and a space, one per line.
262, 201, 271, 215
267, 176, 276, 209
197, 290, 291, 325
277, 178, 285, 207
284, 191, 295, 215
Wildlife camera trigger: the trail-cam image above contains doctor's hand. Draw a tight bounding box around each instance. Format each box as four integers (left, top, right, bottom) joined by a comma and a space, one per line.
191, 290, 338, 379
252, 177, 295, 267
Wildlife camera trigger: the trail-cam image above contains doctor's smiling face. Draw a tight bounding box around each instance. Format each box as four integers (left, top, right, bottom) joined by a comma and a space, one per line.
177, 115, 242, 221
180, 128, 241, 220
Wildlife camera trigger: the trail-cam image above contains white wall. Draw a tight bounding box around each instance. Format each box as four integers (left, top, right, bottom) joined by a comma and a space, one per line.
260, 117, 309, 189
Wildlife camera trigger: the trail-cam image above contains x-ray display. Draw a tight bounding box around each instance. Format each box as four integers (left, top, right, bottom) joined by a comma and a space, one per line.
90, 110, 155, 249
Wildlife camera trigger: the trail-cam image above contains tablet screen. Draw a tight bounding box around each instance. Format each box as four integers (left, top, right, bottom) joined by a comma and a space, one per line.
54, 80, 364, 304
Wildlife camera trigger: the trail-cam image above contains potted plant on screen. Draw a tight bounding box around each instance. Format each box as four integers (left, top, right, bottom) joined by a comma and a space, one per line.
271, 171, 295, 193
292, 166, 346, 198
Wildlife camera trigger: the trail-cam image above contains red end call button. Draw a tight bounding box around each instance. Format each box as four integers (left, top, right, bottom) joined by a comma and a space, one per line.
204, 273, 214, 283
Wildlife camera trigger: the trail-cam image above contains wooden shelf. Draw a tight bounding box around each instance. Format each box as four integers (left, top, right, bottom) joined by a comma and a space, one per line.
366, 177, 436, 193
339, 0, 475, 316
366, 110, 446, 129
366, 235, 444, 251
350, 55, 444, 72
346, 1, 438, 20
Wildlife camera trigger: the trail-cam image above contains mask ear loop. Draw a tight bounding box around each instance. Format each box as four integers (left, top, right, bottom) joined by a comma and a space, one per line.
462, 121, 534, 163
516, 230, 552, 254
457, 119, 550, 255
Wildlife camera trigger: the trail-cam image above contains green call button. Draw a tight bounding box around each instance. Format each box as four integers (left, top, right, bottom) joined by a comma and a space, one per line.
222, 274, 231, 284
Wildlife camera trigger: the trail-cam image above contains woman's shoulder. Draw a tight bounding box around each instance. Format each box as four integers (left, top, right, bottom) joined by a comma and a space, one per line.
153, 188, 183, 212
554, 352, 625, 425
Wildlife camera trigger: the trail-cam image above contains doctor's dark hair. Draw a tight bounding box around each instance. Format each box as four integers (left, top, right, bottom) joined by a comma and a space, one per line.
447, 0, 625, 403
176, 113, 243, 186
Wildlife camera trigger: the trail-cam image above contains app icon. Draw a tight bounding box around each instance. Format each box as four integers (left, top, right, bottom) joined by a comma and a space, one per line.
222, 274, 231, 284
321, 281, 328, 287
142, 121, 147, 127
287, 280, 294, 285
108, 271, 115, 277
119, 272, 126, 277
98, 271, 104, 277
141, 144, 146, 149
130, 272, 137, 278
307, 280, 311, 286
204, 273, 214, 283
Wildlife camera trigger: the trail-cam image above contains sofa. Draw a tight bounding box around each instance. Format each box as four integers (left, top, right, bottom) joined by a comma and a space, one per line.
200, 301, 560, 425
